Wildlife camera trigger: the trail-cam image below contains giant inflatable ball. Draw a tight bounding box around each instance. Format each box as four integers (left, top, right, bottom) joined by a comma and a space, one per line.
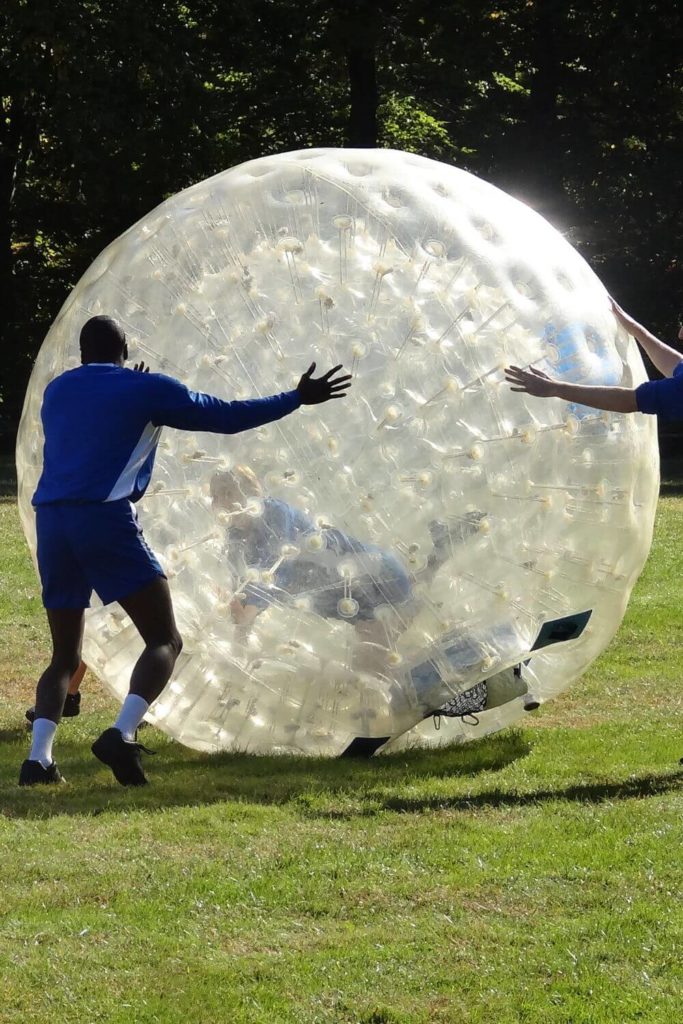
16, 149, 659, 755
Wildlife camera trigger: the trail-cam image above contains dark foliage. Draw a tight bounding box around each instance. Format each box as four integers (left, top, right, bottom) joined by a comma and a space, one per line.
2, 0, 681, 449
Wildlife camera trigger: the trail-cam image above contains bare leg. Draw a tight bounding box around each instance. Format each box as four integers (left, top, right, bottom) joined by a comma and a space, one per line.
34, 608, 85, 723
67, 660, 87, 696
118, 577, 183, 704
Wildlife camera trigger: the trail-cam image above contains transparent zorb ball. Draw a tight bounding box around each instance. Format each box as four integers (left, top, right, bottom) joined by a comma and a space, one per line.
16, 149, 659, 755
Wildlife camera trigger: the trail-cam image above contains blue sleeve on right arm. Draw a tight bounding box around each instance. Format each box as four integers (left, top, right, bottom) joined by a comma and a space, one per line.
150, 375, 301, 433
635, 376, 683, 419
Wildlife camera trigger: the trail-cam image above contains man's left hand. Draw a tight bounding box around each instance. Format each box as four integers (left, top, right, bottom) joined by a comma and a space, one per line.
296, 363, 352, 404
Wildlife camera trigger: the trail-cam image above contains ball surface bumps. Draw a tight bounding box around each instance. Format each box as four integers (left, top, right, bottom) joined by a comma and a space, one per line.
16, 149, 659, 754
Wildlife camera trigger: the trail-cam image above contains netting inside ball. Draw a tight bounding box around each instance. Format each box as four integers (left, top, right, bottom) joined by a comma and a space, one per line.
16, 149, 659, 755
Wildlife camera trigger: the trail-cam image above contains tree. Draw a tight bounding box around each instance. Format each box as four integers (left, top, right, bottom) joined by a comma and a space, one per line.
2, 1, 681, 450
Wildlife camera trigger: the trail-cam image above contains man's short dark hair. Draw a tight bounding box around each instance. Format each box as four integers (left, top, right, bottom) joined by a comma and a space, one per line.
79, 316, 126, 363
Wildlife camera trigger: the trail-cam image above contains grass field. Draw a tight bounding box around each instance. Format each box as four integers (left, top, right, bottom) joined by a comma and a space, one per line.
1, 466, 682, 1024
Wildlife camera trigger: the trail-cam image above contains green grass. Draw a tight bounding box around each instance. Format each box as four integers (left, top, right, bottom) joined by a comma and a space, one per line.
1, 474, 682, 1024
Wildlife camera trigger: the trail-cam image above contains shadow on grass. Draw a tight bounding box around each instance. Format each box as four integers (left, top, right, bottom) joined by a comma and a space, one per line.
368, 770, 683, 818
2, 727, 531, 819
2, 724, 682, 821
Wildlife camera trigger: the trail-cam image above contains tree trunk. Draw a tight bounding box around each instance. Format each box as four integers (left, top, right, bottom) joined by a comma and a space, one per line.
524, 0, 564, 217
0, 111, 20, 334
346, 35, 378, 148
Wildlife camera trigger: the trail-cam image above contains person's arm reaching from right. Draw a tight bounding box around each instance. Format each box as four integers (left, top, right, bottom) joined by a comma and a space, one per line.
504, 365, 638, 413
506, 298, 683, 419
611, 298, 683, 378
150, 362, 351, 433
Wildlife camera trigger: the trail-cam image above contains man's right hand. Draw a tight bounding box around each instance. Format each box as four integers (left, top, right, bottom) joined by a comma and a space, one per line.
505, 365, 559, 398
296, 363, 352, 405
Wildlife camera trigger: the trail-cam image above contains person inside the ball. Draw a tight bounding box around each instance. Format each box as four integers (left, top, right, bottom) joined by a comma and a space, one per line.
209, 467, 413, 655
21, 314, 351, 788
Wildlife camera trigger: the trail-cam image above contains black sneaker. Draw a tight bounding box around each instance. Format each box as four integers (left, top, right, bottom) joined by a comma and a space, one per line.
64, 692, 81, 716
91, 727, 154, 786
26, 691, 81, 726
427, 680, 489, 724
19, 759, 64, 786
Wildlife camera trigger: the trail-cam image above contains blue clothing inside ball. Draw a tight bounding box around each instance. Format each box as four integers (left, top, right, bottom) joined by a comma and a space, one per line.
229, 497, 412, 619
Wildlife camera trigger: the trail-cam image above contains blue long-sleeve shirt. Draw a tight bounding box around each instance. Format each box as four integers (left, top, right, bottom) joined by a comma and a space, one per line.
33, 364, 301, 505
635, 360, 683, 420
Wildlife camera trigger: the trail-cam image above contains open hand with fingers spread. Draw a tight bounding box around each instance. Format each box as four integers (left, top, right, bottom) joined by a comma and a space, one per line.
133, 361, 150, 373
609, 296, 642, 336
296, 362, 352, 404
504, 365, 559, 399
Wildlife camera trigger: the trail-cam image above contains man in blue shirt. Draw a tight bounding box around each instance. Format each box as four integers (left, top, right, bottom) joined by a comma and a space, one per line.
20, 315, 351, 787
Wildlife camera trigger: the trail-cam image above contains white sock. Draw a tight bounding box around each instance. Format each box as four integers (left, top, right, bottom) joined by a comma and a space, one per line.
29, 719, 58, 769
114, 694, 150, 741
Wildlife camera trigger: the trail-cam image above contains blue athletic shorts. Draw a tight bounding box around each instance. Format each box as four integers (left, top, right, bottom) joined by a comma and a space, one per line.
35, 500, 165, 609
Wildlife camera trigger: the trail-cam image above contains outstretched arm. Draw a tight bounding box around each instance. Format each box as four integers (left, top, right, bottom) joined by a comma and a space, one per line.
504, 365, 638, 413
151, 363, 351, 433
153, 385, 302, 433
611, 298, 683, 378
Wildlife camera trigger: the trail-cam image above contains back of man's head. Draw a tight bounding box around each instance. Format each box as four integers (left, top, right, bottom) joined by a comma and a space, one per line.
80, 316, 127, 364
